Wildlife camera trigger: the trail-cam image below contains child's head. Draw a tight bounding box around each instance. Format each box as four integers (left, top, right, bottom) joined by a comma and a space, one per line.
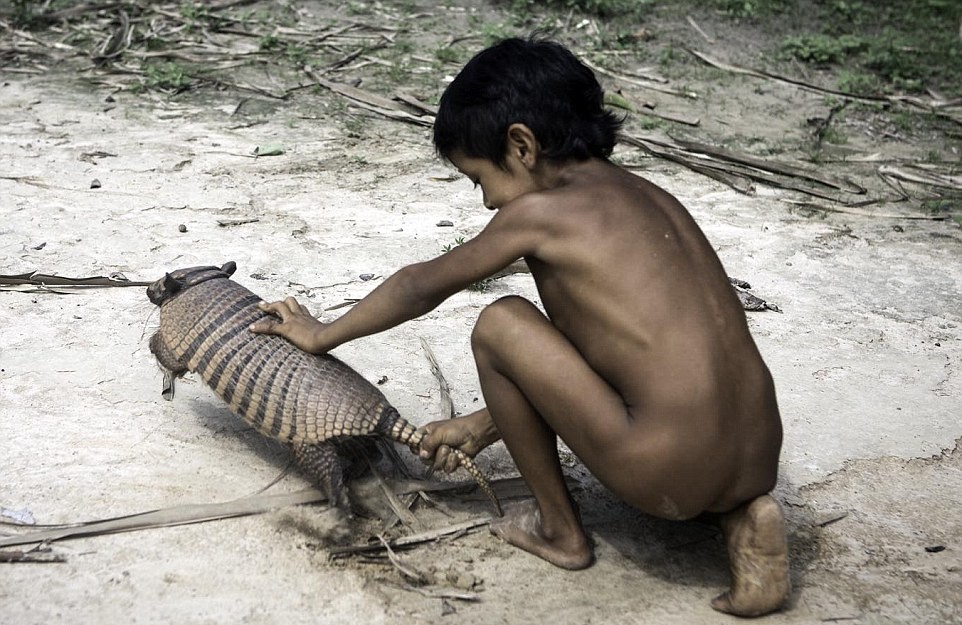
433, 37, 622, 168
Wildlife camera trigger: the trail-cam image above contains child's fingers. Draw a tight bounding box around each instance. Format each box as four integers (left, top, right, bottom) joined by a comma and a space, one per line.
427, 444, 460, 474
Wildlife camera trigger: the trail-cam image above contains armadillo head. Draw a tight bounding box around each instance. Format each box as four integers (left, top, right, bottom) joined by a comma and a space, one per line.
146, 261, 237, 306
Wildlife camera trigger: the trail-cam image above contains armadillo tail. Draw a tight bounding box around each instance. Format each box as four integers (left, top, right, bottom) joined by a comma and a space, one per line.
377, 408, 503, 517
450, 448, 503, 517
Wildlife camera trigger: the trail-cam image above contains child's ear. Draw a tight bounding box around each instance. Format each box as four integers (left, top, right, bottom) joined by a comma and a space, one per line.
506, 123, 538, 168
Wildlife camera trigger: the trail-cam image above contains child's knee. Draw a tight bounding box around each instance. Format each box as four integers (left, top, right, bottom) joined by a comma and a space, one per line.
472, 295, 539, 348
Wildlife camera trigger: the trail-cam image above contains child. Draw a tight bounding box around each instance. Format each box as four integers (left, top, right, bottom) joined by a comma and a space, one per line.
251, 37, 790, 617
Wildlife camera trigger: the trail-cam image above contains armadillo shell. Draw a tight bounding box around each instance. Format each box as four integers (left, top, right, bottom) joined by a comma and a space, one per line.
157, 277, 393, 444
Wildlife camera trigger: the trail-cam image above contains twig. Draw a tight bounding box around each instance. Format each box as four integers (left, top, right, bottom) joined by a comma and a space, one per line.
686, 16, 714, 43
377, 535, 429, 584
671, 136, 865, 194
0, 272, 152, 288
371, 463, 421, 530
685, 46, 962, 126
0, 489, 327, 548
622, 134, 867, 201
0, 548, 66, 564
217, 218, 260, 227
783, 199, 947, 220
581, 56, 697, 99
329, 516, 489, 557
638, 104, 700, 127
877, 165, 962, 192
420, 337, 455, 420
396, 583, 480, 602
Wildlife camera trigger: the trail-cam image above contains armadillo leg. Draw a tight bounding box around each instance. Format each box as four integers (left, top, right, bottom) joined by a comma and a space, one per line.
292, 441, 350, 510
149, 332, 188, 375
149, 332, 189, 401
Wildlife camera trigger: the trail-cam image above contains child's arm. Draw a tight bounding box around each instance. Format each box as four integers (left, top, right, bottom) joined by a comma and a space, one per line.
251, 202, 545, 353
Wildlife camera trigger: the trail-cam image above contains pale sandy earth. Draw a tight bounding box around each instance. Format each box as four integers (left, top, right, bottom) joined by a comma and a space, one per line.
1, 6, 961, 623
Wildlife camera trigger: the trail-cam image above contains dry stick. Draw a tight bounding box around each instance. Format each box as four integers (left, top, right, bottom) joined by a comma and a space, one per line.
93, 9, 131, 63
35, 2, 125, 23
394, 93, 438, 116
0, 549, 66, 563
0, 272, 152, 287
782, 200, 945, 221
346, 100, 434, 127
420, 337, 455, 420
377, 535, 429, 584
670, 136, 866, 194
580, 56, 697, 99
638, 104, 700, 127
877, 165, 962, 191
209, 0, 262, 10
687, 46, 962, 127
686, 47, 890, 105
621, 135, 754, 195
0, 489, 328, 548
686, 15, 715, 43
396, 583, 480, 602
623, 134, 867, 200
370, 464, 421, 531
329, 516, 490, 557
303, 67, 431, 127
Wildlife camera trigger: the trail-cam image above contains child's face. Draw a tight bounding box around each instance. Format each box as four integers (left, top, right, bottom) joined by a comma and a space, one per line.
449, 151, 537, 211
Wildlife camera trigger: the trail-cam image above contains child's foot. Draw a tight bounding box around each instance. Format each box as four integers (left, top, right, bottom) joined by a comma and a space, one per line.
489, 500, 593, 570
711, 494, 791, 617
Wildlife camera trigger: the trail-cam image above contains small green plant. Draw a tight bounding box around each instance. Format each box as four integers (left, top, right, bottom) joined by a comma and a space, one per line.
480, 22, 519, 46
778, 0, 962, 96
707, 0, 795, 19
259, 35, 283, 52
780, 34, 867, 66
347, 2, 370, 16
141, 62, 191, 93
12, 0, 36, 27
509, 0, 644, 18
284, 44, 308, 66
434, 45, 460, 65
922, 198, 961, 215
179, 2, 214, 29
442, 237, 493, 292
836, 70, 881, 95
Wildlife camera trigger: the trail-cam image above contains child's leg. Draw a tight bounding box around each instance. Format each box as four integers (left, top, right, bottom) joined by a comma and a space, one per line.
470, 296, 630, 570
470, 296, 789, 615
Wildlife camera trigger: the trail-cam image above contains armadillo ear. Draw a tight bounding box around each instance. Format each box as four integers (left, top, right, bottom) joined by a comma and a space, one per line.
221, 261, 237, 276
163, 272, 181, 295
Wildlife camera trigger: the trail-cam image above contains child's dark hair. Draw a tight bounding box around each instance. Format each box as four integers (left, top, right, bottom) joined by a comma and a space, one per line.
433, 37, 622, 167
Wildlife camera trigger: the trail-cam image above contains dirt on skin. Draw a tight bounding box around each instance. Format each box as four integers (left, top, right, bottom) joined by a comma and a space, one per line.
1, 1, 961, 624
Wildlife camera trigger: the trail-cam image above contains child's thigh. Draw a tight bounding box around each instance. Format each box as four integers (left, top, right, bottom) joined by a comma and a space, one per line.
473, 296, 723, 516
472, 296, 632, 458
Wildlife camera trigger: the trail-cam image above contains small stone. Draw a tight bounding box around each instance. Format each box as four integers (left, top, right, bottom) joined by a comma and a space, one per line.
359, 273, 375, 281
436, 220, 454, 227
178, 224, 188, 233
925, 545, 946, 553
447, 570, 477, 590
90, 178, 102, 189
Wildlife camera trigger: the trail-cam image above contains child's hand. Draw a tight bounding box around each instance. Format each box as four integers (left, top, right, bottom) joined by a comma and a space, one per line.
249, 297, 327, 354
417, 411, 499, 473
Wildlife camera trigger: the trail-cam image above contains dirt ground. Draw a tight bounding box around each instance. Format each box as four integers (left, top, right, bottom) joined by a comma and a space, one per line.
1, 2, 961, 624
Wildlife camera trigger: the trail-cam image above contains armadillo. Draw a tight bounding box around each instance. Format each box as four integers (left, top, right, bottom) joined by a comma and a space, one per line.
146, 261, 502, 516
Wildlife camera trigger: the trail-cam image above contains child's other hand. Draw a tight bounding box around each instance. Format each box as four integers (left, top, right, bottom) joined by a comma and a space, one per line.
417, 412, 496, 473
250, 297, 327, 354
